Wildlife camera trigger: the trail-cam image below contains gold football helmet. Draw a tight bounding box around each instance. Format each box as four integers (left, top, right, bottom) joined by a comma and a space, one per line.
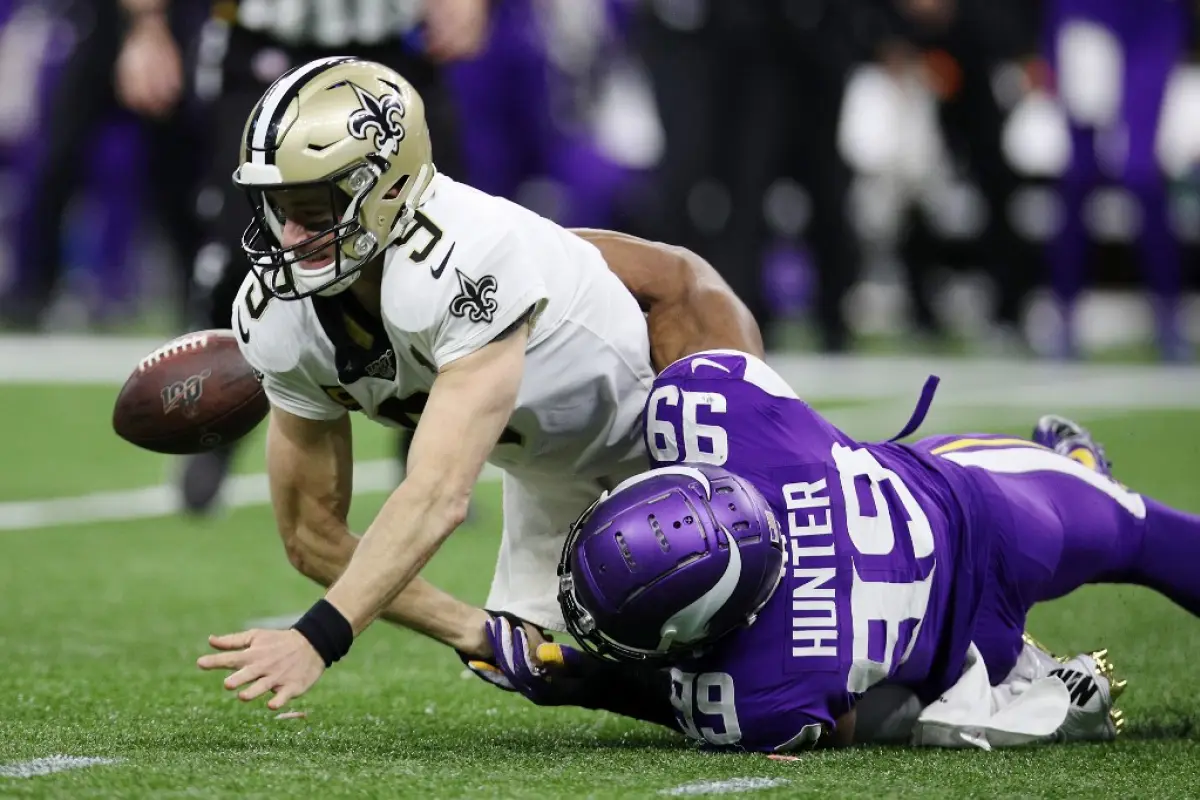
233, 57, 435, 300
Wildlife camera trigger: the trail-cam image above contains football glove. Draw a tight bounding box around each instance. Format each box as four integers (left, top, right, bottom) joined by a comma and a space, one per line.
456, 609, 537, 692
481, 615, 592, 706
459, 612, 679, 729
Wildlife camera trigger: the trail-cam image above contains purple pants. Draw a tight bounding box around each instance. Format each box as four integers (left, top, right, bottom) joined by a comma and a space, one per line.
914, 433, 1200, 682
1046, 0, 1190, 354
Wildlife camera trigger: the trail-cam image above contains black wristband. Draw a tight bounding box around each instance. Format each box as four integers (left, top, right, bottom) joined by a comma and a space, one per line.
292, 599, 354, 668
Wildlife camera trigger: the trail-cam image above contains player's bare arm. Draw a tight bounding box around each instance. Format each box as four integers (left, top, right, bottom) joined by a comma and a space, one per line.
571, 228, 764, 369
264, 406, 488, 651
323, 323, 528, 631
832, 710, 856, 747
198, 323, 529, 709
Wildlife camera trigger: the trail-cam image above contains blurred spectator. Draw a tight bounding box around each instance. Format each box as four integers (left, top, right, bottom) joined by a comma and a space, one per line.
180, 0, 482, 514
633, 0, 863, 353
1046, 0, 1191, 361
0, 0, 206, 330
883, 0, 1042, 349
443, 0, 631, 228
187, 0, 474, 340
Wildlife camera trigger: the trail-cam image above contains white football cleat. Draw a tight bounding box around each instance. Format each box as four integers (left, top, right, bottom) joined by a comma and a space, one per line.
1047, 649, 1127, 742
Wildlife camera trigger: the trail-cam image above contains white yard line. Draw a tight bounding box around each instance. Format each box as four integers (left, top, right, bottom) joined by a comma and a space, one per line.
659, 778, 791, 796
0, 402, 1133, 534
4, 334, 1200, 404
1, 335, 1196, 533
0, 460, 503, 532
0, 335, 163, 384
0, 756, 121, 779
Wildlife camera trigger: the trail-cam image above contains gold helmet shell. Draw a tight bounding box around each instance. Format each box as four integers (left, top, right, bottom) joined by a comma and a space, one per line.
233, 57, 436, 300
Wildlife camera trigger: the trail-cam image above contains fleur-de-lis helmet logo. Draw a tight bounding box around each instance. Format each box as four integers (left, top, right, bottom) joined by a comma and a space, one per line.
346, 81, 406, 153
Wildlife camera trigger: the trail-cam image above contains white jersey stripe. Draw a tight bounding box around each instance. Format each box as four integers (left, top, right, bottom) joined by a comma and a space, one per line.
249, 56, 353, 166
941, 446, 1146, 518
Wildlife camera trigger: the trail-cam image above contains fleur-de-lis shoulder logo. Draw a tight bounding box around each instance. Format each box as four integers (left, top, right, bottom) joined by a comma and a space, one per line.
346, 81, 406, 153
449, 269, 499, 324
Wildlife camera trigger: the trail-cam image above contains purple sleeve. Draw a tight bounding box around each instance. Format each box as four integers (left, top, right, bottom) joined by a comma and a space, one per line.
670, 656, 852, 753
646, 351, 844, 477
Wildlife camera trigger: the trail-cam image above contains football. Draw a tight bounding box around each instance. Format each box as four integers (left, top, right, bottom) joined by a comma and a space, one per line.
112, 329, 269, 455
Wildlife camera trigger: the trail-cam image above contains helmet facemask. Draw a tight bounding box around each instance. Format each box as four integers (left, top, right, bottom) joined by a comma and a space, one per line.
238, 164, 369, 299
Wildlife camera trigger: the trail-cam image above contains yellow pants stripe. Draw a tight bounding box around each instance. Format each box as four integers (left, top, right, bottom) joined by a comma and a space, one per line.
930, 437, 1049, 456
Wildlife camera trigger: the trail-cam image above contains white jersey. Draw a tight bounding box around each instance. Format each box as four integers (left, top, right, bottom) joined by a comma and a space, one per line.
234, 174, 654, 482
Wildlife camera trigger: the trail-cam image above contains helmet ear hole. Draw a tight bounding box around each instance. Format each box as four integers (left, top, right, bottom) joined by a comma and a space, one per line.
384, 175, 408, 200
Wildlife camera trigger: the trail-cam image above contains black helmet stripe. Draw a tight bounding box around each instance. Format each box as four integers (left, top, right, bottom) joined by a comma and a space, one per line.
247, 56, 358, 167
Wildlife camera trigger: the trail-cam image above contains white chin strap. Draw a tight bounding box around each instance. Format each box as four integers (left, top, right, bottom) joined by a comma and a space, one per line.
257, 250, 366, 299
286, 242, 367, 298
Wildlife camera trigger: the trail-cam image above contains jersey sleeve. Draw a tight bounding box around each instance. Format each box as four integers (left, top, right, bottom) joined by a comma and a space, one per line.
646, 349, 839, 478
233, 275, 346, 422
257, 368, 346, 421
386, 227, 550, 370
670, 659, 850, 753
735, 679, 852, 753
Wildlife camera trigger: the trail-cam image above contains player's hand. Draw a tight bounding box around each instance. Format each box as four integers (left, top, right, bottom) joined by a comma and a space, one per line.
115, 13, 183, 118
422, 0, 489, 63
472, 616, 591, 706
196, 628, 325, 710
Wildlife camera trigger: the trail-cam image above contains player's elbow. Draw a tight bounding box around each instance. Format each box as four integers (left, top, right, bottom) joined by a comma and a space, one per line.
441, 494, 471, 533
279, 520, 352, 586
282, 532, 321, 582
426, 480, 471, 533
690, 283, 764, 358
403, 468, 472, 541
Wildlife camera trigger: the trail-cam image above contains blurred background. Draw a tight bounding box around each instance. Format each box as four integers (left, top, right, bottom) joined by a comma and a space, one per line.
3, 4, 1200, 782
2, 0, 1200, 361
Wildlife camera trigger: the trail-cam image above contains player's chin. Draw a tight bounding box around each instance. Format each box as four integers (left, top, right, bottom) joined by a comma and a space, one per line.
297, 255, 334, 271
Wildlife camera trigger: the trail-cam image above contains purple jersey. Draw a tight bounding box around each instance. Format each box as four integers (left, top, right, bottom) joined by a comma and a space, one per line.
644, 351, 994, 752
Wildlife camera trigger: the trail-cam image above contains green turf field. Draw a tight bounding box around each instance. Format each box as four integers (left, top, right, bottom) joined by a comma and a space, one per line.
2, 368, 1199, 798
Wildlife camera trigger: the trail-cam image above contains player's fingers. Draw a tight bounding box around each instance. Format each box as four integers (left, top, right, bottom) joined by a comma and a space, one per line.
496, 617, 516, 671
467, 660, 503, 676
535, 642, 567, 668
483, 617, 502, 656
536, 643, 586, 676
238, 675, 275, 703
196, 649, 249, 671
223, 664, 264, 691
209, 631, 255, 650
513, 626, 543, 679
465, 660, 516, 691
267, 685, 295, 711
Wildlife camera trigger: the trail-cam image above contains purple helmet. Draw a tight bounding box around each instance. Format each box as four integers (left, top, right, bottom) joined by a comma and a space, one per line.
558, 464, 785, 663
